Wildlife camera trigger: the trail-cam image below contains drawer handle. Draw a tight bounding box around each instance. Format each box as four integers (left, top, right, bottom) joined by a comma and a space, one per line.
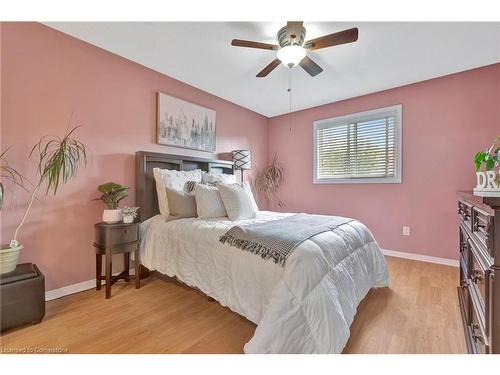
472, 269, 483, 283
458, 206, 470, 219
472, 324, 483, 344
472, 334, 483, 344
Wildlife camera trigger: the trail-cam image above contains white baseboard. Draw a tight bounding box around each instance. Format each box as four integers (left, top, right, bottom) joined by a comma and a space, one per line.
381, 248, 459, 267
46, 249, 458, 301
45, 279, 96, 301
45, 268, 136, 301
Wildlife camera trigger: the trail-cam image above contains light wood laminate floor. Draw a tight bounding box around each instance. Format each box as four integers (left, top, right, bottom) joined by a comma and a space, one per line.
0, 256, 466, 354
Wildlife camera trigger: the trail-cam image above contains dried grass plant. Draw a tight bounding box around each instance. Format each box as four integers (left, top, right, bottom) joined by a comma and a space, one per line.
254, 153, 284, 207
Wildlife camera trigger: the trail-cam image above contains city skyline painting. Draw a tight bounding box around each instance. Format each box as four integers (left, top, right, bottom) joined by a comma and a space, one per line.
157, 92, 216, 152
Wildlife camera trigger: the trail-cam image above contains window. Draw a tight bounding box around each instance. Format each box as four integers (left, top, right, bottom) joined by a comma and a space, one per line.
313, 104, 402, 184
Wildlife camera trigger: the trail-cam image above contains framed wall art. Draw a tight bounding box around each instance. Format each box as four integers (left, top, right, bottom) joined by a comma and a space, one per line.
157, 92, 216, 152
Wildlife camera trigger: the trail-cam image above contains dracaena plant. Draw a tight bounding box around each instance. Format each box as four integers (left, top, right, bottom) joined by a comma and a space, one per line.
94, 182, 129, 209
0, 147, 28, 210
11, 126, 87, 248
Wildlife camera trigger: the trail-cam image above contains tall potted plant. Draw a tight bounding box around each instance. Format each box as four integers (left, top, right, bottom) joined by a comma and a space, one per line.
0, 126, 87, 274
0, 147, 27, 210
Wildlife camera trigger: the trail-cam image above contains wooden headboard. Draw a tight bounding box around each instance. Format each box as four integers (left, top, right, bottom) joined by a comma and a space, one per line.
135, 151, 234, 221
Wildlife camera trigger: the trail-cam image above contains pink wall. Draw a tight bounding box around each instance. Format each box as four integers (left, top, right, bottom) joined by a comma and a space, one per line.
268, 63, 500, 260
0, 22, 268, 290
1, 22, 498, 294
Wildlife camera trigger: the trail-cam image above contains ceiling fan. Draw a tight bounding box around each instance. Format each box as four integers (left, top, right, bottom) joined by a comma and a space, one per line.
231, 22, 358, 78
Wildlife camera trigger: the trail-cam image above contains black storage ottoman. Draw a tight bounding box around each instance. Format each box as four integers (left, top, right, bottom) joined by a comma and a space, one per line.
0, 263, 46, 332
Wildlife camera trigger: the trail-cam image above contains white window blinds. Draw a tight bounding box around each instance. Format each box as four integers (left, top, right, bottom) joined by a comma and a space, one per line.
313, 105, 402, 183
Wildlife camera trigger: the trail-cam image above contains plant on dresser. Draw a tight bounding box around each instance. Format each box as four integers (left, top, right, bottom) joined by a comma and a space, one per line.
474, 136, 500, 196
457, 192, 500, 354
0, 126, 87, 274
94, 182, 129, 223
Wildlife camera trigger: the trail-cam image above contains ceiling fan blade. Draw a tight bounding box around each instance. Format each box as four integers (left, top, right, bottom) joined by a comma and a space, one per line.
231, 39, 278, 50
287, 21, 304, 43
304, 27, 358, 51
256, 59, 281, 77
299, 56, 323, 77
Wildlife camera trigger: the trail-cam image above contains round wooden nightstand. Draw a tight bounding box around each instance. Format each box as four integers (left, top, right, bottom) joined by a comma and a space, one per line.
93, 221, 140, 299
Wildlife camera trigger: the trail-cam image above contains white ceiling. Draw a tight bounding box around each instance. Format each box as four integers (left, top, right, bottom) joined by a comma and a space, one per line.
44, 22, 500, 117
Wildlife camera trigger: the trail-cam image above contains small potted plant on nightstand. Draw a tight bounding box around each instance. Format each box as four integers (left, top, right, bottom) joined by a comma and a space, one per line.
121, 206, 139, 224
94, 182, 129, 223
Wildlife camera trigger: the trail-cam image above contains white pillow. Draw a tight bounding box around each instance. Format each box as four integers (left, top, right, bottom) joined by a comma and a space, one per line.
201, 172, 236, 185
194, 183, 227, 219
217, 182, 259, 221
153, 168, 202, 217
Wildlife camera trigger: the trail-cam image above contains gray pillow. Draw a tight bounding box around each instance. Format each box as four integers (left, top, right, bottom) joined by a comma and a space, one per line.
166, 188, 197, 218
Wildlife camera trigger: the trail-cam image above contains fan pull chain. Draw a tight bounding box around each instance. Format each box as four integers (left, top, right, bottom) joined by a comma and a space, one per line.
288, 69, 293, 132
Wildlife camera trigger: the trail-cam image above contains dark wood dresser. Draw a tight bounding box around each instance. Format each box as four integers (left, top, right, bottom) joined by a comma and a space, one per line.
458, 192, 500, 353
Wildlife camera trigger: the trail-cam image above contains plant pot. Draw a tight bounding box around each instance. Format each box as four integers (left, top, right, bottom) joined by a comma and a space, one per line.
123, 215, 134, 224
102, 209, 122, 224
0, 243, 23, 275
474, 170, 500, 196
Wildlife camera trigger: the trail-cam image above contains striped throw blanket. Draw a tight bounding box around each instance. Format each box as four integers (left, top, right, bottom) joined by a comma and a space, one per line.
219, 214, 354, 266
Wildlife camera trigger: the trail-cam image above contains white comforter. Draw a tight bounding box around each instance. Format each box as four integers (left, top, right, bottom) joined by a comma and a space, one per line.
139, 211, 389, 353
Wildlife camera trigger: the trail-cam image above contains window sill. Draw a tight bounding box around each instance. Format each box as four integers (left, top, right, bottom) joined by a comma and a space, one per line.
313, 177, 402, 184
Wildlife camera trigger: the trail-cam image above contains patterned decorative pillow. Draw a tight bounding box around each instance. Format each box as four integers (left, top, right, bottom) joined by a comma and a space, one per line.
184, 180, 216, 193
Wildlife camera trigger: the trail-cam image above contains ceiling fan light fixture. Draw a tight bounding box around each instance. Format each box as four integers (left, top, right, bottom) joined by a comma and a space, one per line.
276, 45, 306, 68
231, 22, 358, 77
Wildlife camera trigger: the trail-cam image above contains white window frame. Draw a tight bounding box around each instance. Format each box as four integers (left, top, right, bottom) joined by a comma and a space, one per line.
313, 104, 402, 184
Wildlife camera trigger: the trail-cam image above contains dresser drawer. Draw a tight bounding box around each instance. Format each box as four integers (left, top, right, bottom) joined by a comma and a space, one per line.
472, 206, 494, 258
460, 255, 469, 287
469, 246, 488, 310
459, 226, 470, 273
109, 227, 138, 244
458, 284, 471, 326
458, 200, 473, 229
470, 302, 488, 354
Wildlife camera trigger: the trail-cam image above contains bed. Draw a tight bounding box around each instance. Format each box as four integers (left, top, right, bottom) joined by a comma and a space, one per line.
135, 151, 389, 354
